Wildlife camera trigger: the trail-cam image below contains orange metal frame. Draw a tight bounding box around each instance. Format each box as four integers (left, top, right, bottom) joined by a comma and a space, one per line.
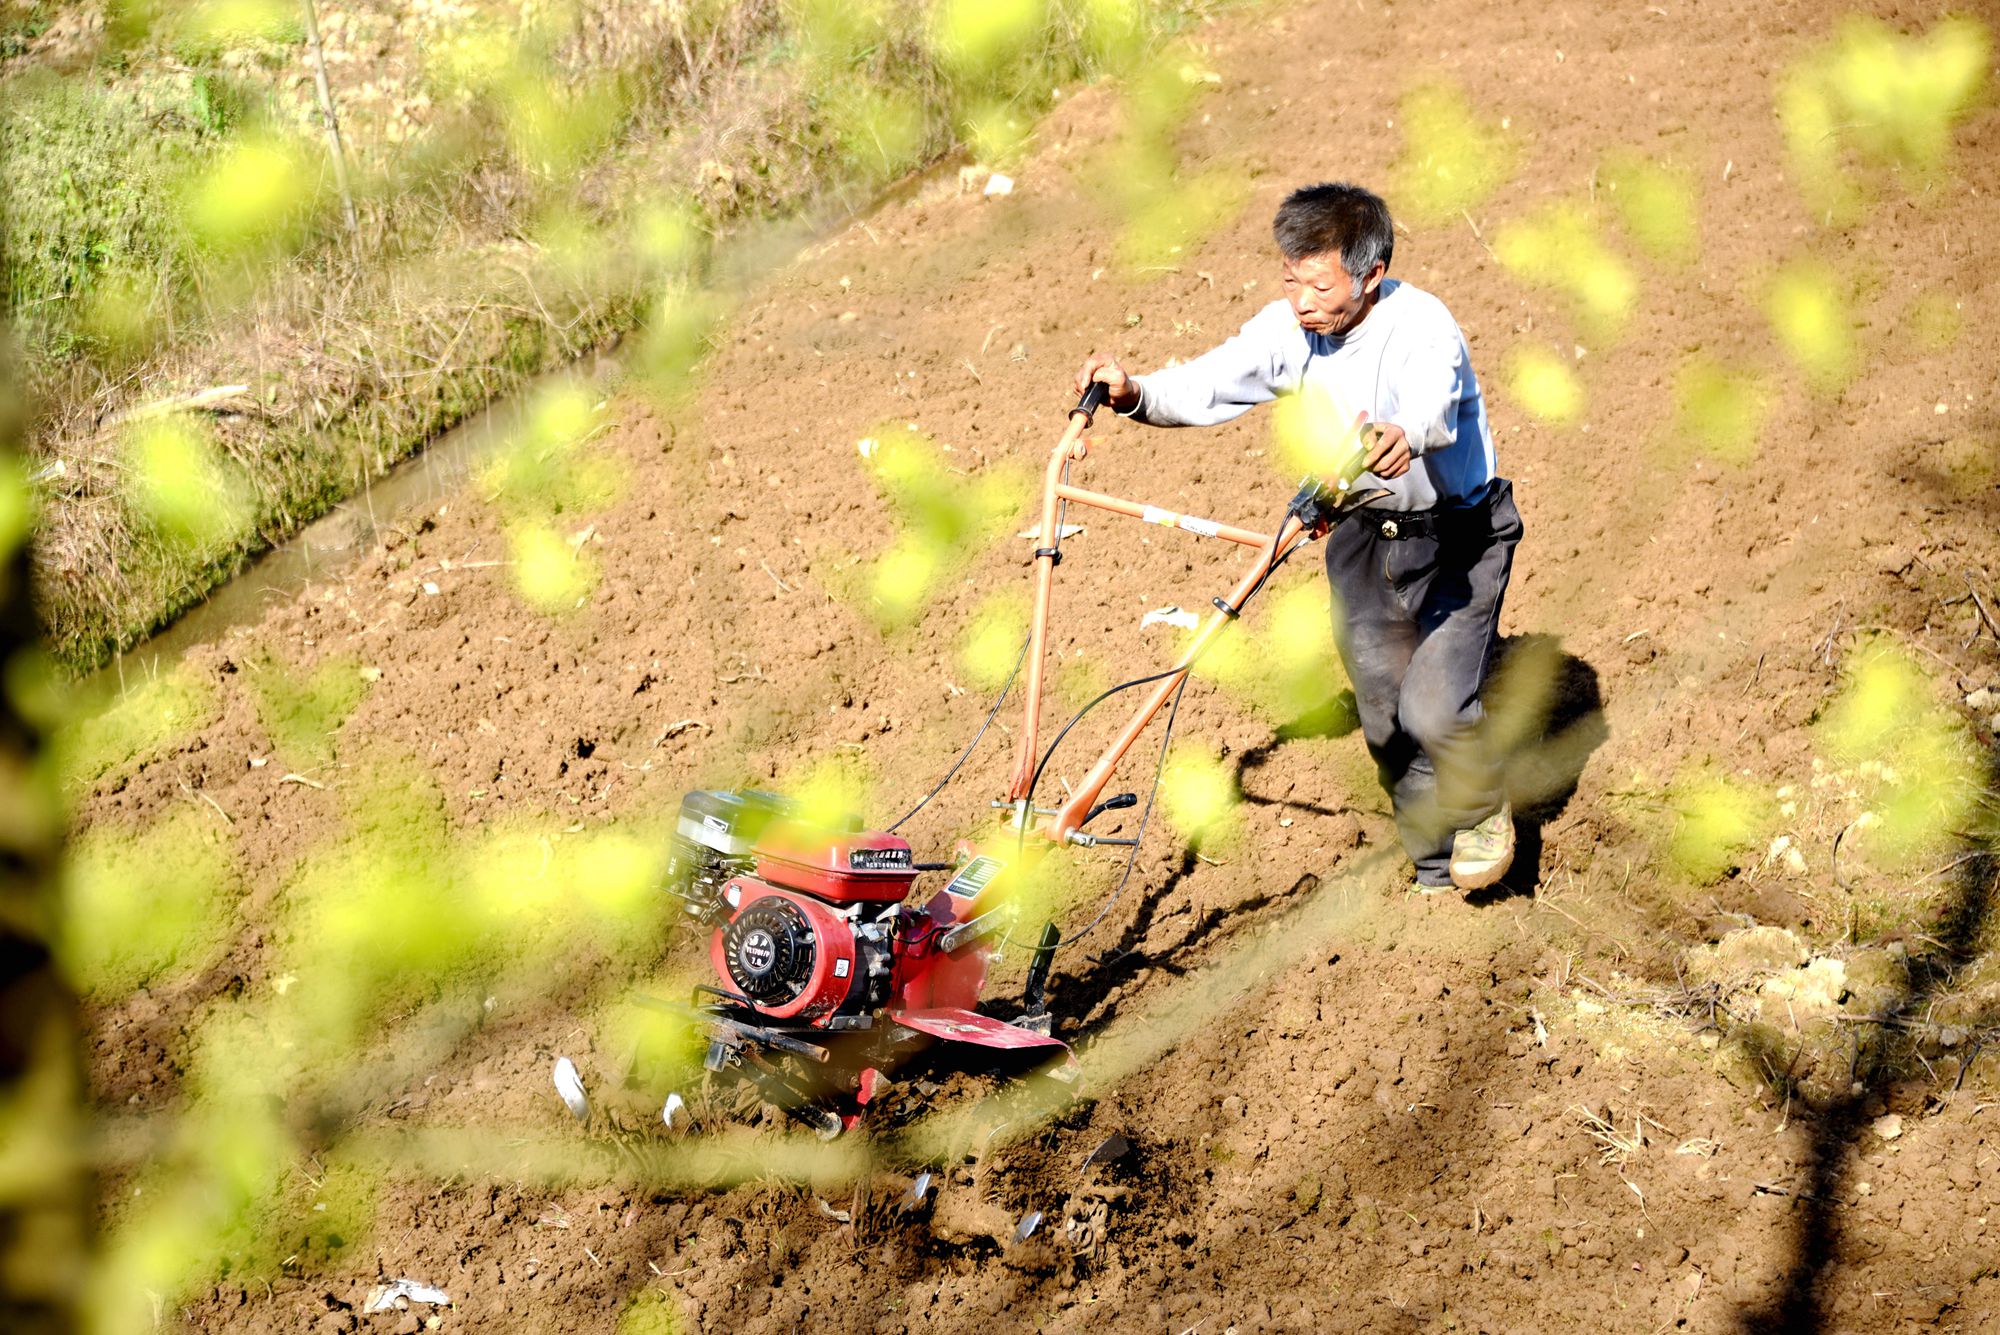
1002, 402, 1317, 847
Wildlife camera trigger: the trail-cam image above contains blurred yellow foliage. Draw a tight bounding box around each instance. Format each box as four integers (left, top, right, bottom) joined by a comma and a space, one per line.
54, 667, 219, 790
1762, 259, 1853, 393
961, 593, 1029, 691
617, 1287, 685, 1335
61, 809, 236, 996
1094, 47, 1244, 272
1671, 354, 1768, 463
508, 518, 598, 612
182, 134, 318, 254
1600, 151, 1698, 264
778, 755, 876, 832
179, 0, 294, 47
245, 652, 370, 768
932, 0, 1050, 85
859, 427, 1020, 629
1778, 16, 1990, 219
1667, 769, 1775, 883
1391, 84, 1515, 225
1162, 746, 1240, 850
125, 417, 253, 551
1494, 203, 1636, 340
1270, 380, 1369, 483
595, 994, 705, 1101
827, 84, 931, 180
1502, 345, 1583, 425
0, 456, 32, 561
1819, 644, 1979, 866
1903, 293, 1964, 351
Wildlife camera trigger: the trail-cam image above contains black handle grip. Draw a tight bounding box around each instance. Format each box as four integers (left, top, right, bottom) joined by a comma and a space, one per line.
1071, 380, 1112, 421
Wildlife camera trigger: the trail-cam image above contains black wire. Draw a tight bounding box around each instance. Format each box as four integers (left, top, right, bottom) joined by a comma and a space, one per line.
886, 483, 1077, 837
1043, 673, 1188, 952
886, 630, 1030, 835
1019, 488, 1312, 946
1021, 495, 1306, 818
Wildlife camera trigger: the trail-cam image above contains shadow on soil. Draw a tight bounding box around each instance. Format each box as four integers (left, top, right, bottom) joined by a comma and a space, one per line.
1050, 636, 1604, 1037
1739, 814, 1998, 1332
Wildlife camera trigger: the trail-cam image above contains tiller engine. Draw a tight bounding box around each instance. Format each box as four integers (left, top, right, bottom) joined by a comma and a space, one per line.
658, 789, 1065, 1136
650, 383, 1386, 1135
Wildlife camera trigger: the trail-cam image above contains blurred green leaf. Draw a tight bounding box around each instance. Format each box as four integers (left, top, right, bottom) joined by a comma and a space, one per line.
1600, 150, 1698, 264
1763, 259, 1853, 393
62, 809, 236, 996
1494, 203, 1636, 340
1391, 84, 1515, 225
1502, 345, 1584, 425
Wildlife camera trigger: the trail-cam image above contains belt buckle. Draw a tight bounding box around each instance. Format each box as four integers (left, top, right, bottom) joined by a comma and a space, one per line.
1379, 518, 1399, 540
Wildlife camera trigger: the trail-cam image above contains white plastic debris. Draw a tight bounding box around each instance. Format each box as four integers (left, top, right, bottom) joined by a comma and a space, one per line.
857, 437, 878, 460
1141, 605, 1200, 631
983, 173, 1015, 198
1018, 525, 1085, 540
902, 1171, 933, 1208
363, 1279, 452, 1313
662, 1092, 686, 1131
552, 1056, 590, 1123
1014, 1209, 1043, 1241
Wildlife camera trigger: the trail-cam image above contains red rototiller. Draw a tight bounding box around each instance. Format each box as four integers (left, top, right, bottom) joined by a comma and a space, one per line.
647, 384, 1386, 1134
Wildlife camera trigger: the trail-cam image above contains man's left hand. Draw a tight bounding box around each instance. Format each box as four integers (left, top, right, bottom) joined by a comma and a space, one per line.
1362, 423, 1412, 479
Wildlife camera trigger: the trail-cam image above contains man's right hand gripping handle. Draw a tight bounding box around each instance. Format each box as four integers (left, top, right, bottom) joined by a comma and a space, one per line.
1074, 353, 1140, 414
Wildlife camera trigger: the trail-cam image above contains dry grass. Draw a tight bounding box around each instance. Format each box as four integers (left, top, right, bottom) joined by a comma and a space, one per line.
18, 1, 1227, 672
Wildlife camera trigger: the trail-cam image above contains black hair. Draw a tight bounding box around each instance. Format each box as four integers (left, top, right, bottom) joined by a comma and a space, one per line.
1272, 183, 1394, 295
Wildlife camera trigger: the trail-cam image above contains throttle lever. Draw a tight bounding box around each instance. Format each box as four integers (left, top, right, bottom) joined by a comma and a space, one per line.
1083, 791, 1139, 828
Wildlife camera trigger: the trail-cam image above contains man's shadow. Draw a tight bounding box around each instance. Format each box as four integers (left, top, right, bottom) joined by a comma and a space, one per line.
1051, 635, 1605, 1031
1477, 633, 1608, 901
1236, 632, 1605, 901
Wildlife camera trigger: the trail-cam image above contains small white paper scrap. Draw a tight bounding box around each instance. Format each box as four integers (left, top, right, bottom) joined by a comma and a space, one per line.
363, 1279, 451, 1313
1141, 605, 1200, 631
552, 1056, 589, 1123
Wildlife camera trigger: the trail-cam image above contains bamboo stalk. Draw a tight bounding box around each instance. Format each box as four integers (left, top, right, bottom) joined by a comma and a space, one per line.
299, 0, 359, 237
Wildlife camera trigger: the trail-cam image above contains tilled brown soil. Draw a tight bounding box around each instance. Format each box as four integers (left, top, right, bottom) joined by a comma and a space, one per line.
75, 0, 2000, 1331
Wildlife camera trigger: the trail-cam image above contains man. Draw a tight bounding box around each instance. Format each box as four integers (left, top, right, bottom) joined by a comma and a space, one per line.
1075, 182, 1523, 892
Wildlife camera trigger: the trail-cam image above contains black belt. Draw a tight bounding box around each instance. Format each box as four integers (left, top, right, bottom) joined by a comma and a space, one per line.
1352, 507, 1441, 541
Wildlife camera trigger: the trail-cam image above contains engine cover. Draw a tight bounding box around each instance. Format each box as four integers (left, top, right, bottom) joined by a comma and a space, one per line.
709, 883, 858, 1023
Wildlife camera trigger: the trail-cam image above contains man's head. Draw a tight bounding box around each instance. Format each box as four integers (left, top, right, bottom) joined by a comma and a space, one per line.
1273, 183, 1394, 335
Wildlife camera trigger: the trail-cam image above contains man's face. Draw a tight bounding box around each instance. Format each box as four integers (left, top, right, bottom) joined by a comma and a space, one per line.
1282, 252, 1384, 336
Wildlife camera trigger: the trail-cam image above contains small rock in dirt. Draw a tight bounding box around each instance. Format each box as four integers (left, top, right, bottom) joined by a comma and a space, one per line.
1871, 1113, 1905, 1141
1689, 926, 1808, 984
1083, 1133, 1131, 1169
1965, 687, 1997, 713
1758, 957, 1848, 1019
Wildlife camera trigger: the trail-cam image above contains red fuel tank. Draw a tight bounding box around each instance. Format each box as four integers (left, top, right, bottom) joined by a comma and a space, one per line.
752, 821, 918, 904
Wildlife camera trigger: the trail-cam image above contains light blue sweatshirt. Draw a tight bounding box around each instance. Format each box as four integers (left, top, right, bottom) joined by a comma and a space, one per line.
1124, 279, 1497, 512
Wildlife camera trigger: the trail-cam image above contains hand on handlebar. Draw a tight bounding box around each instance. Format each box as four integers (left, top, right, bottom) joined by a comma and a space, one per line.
1074, 353, 1140, 413
1360, 421, 1412, 480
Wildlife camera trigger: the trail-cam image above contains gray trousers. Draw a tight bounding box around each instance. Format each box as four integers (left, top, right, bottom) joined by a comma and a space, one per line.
1322, 480, 1523, 884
